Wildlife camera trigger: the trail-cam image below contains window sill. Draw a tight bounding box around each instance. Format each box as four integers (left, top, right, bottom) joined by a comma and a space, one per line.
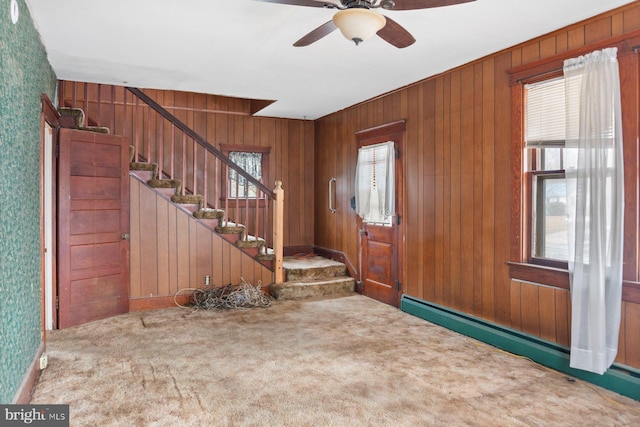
508, 262, 640, 304
507, 262, 569, 290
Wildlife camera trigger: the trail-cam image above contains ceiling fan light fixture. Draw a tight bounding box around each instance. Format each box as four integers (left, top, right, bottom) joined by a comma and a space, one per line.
332, 8, 386, 46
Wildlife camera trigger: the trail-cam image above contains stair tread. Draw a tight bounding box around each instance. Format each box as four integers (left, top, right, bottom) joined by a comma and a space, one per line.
282, 276, 354, 286
127, 143, 273, 270
149, 179, 181, 188
283, 255, 347, 281
270, 277, 355, 300
193, 208, 224, 219
130, 162, 156, 171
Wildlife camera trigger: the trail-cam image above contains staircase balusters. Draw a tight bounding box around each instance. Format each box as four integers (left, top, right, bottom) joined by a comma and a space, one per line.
170, 124, 175, 177
146, 102, 151, 166
181, 133, 187, 196
58, 81, 281, 265
193, 139, 198, 200
110, 85, 116, 132
203, 150, 209, 209
97, 83, 102, 125
158, 115, 164, 179
134, 96, 140, 161
83, 84, 88, 121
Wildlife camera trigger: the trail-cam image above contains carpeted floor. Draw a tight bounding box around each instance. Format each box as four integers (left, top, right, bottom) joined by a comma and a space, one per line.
31, 294, 640, 426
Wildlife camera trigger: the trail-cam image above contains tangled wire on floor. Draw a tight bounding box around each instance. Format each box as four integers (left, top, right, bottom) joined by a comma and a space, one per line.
175, 278, 271, 310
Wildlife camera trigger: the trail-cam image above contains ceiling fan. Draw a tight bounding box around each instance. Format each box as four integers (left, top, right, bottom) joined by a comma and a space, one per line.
255, 0, 476, 48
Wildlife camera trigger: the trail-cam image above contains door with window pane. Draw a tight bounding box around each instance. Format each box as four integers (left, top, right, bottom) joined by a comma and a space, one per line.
355, 122, 404, 307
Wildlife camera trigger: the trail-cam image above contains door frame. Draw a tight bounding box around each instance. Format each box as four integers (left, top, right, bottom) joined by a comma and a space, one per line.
40, 94, 59, 331
355, 120, 405, 306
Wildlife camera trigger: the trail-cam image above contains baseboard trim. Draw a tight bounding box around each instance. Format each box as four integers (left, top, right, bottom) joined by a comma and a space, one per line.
12, 342, 44, 404
312, 246, 359, 280
130, 295, 191, 311
284, 246, 314, 257
401, 295, 640, 401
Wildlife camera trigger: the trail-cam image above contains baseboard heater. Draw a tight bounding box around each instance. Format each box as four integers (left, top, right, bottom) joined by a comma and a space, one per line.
401, 295, 640, 401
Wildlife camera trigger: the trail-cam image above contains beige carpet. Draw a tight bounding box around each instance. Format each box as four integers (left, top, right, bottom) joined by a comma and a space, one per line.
31, 294, 640, 426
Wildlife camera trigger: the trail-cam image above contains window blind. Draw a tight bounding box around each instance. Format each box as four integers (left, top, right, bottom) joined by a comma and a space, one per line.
525, 77, 566, 147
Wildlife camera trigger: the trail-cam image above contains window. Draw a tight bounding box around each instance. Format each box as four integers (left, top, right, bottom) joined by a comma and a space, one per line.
220, 144, 270, 200
228, 151, 262, 198
524, 76, 576, 267
355, 141, 395, 226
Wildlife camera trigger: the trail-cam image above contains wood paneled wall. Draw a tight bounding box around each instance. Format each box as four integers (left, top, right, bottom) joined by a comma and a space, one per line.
314, 2, 640, 368
59, 82, 316, 249
129, 176, 273, 305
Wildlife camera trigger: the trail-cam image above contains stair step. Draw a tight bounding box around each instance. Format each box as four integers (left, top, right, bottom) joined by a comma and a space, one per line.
130, 162, 157, 173
236, 235, 265, 249
215, 221, 245, 235
270, 277, 355, 300
58, 108, 110, 134
58, 107, 85, 128
256, 252, 275, 261
171, 193, 202, 203
283, 256, 348, 281
148, 179, 181, 192
193, 208, 224, 220
127, 144, 273, 270
79, 126, 110, 134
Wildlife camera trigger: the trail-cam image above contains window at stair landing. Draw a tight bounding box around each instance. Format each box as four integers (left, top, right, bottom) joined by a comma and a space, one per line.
229, 152, 261, 197
221, 144, 270, 200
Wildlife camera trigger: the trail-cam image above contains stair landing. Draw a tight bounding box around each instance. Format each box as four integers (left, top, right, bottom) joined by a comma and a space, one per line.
270, 255, 355, 300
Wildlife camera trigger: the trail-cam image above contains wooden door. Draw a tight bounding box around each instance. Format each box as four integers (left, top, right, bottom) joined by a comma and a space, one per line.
356, 121, 404, 307
57, 129, 130, 328
361, 222, 399, 305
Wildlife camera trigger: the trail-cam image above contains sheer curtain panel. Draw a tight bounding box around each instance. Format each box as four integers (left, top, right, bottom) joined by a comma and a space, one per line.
564, 48, 624, 375
354, 141, 395, 221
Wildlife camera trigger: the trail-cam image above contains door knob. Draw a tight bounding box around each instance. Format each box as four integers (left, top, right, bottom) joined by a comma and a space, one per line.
121, 233, 130, 240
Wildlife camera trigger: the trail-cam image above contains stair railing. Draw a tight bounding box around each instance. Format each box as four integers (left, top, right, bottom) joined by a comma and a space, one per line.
58, 81, 283, 279
125, 88, 274, 247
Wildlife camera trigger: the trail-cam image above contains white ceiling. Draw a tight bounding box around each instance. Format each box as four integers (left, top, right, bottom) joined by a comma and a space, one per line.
25, 0, 633, 120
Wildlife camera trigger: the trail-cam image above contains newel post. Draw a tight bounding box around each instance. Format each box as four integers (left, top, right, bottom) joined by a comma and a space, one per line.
273, 181, 285, 284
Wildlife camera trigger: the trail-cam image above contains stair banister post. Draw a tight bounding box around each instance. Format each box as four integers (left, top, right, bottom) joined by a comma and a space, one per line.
273, 181, 285, 284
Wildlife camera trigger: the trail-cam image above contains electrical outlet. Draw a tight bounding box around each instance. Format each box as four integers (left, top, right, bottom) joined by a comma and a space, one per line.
39, 353, 48, 370
204, 275, 211, 286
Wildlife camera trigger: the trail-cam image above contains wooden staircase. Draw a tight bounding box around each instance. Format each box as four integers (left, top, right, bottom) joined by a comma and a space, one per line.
128, 146, 274, 263
271, 255, 356, 300
57, 94, 279, 272
57, 84, 355, 303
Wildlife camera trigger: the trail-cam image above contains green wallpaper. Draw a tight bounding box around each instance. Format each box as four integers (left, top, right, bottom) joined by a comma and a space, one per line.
0, 0, 56, 403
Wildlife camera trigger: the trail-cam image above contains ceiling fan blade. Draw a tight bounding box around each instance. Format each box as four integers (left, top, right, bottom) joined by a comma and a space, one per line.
377, 16, 415, 48
385, 0, 475, 10
253, 0, 340, 8
294, 20, 338, 47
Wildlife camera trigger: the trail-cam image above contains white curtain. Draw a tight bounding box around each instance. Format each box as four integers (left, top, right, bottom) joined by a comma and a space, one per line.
564, 48, 624, 375
354, 141, 395, 220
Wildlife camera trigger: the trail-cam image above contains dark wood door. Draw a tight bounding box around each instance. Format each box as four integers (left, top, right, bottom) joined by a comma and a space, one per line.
361, 222, 399, 305
356, 121, 404, 307
57, 129, 130, 328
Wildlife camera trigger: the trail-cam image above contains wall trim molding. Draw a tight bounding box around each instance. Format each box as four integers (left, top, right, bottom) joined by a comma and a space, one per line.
12, 342, 44, 404
130, 295, 191, 312
313, 246, 359, 281
284, 246, 314, 257
401, 295, 640, 401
